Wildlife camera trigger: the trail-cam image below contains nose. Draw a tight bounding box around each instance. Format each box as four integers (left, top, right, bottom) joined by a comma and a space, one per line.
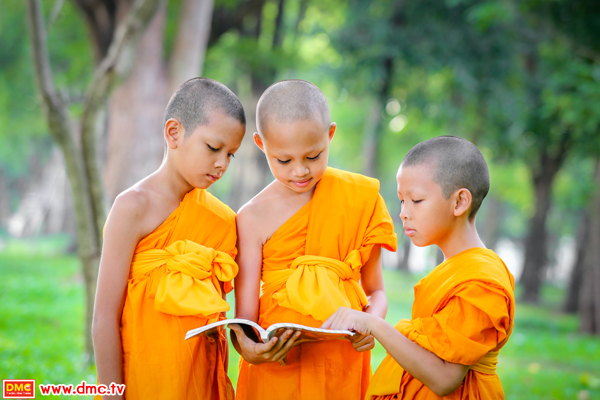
292, 162, 309, 177
399, 203, 410, 221
214, 153, 229, 171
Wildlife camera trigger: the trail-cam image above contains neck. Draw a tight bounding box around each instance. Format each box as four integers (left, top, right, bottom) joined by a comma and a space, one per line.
437, 217, 486, 261
152, 156, 195, 200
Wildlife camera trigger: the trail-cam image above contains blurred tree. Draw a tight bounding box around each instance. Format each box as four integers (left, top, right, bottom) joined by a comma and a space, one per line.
580, 160, 600, 335
69, 0, 217, 200
215, 0, 317, 209
518, 0, 600, 304
563, 210, 589, 313
0, 1, 62, 232
26, 0, 161, 359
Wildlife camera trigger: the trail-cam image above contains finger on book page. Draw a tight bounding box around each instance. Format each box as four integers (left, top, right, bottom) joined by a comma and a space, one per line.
273, 331, 301, 365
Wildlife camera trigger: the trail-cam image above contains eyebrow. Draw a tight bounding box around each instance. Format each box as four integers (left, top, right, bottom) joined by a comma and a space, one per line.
397, 187, 415, 196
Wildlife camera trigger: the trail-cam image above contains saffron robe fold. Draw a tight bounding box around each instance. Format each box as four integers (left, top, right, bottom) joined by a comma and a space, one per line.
237, 167, 397, 400
117, 189, 237, 400
367, 248, 515, 400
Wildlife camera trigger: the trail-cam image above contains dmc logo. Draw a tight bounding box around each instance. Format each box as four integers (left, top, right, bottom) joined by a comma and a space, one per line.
2, 380, 35, 399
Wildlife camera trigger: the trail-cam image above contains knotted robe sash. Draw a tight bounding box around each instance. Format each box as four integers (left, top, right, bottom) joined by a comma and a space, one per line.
366, 248, 515, 400
130, 239, 238, 321
115, 188, 238, 400
238, 168, 398, 400
261, 167, 397, 324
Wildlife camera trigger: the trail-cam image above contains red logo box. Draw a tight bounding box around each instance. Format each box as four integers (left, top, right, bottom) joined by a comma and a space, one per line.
2, 380, 35, 399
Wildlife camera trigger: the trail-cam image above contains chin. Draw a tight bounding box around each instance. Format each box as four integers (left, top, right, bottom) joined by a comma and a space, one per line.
193, 180, 213, 190
410, 237, 430, 247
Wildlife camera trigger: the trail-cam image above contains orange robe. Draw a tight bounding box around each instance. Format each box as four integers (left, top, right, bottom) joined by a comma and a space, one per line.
237, 167, 397, 400
367, 248, 515, 400
107, 189, 237, 400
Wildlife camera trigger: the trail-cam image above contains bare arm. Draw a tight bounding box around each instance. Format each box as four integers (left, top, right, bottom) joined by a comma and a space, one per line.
92, 193, 147, 398
321, 308, 469, 396
346, 245, 386, 352
360, 245, 387, 319
231, 206, 300, 365
233, 207, 262, 322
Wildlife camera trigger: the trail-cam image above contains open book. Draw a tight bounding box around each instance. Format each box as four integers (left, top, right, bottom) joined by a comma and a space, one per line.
185, 318, 354, 344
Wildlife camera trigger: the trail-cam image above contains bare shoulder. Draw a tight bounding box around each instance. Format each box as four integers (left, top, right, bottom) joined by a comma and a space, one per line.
237, 194, 268, 224
237, 181, 311, 246
236, 189, 274, 245
105, 188, 154, 242
112, 188, 152, 218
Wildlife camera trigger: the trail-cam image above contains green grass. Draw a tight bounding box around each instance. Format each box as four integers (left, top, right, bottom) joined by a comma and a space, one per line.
0, 235, 96, 399
1, 236, 600, 399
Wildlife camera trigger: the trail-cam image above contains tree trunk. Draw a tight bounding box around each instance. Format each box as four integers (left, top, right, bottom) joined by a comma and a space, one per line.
580, 160, 600, 335
563, 210, 589, 313
27, 0, 161, 360
105, 0, 217, 201
168, 0, 214, 91
520, 131, 571, 304
226, 0, 282, 210
104, 3, 168, 200
362, 57, 393, 179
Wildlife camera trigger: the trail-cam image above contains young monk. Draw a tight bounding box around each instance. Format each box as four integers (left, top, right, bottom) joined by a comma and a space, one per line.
230, 79, 398, 400
322, 136, 515, 399
92, 77, 246, 400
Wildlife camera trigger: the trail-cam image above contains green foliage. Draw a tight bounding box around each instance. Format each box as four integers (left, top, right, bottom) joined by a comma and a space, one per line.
0, 1, 47, 176
0, 0, 93, 178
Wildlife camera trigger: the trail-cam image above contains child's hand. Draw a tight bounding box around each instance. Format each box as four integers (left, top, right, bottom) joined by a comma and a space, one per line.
320, 306, 376, 336
229, 324, 301, 365
348, 333, 375, 352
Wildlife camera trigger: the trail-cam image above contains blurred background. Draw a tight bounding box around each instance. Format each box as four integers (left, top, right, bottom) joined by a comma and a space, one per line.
1, 0, 600, 398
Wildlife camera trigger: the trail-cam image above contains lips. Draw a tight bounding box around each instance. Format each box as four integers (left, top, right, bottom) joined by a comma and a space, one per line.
291, 178, 311, 188
207, 174, 220, 182
404, 227, 416, 237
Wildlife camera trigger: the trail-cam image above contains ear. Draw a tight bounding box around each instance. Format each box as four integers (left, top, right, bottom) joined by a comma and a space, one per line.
165, 118, 184, 149
253, 132, 265, 152
328, 122, 337, 142
453, 188, 472, 217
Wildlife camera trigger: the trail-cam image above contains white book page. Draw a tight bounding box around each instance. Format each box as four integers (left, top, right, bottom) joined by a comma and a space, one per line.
184, 318, 265, 340
265, 323, 354, 341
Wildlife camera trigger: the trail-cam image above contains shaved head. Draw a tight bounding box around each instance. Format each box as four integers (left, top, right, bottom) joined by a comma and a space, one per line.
402, 136, 490, 218
256, 80, 330, 137
163, 77, 246, 136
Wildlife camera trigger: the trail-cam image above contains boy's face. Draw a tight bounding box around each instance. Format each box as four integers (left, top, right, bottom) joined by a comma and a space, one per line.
396, 163, 455, 247
257, 118, 334, 194
173, 110, 245, 189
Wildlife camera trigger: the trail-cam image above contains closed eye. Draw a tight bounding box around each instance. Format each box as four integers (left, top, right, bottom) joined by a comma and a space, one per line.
307, 152, 322, 161
413, 200, 423, 204
276, 158, 291, 164
207, 144, 219, 152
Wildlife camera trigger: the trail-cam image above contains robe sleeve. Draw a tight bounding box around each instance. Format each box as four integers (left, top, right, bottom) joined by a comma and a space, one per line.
397, 282, 511, 365
360, 194, 397, 263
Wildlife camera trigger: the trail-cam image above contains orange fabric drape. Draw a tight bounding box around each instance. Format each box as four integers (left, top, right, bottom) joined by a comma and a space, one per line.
237, 167, 397, 400
367, 248, 515, 400
104, 189, 238, 400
